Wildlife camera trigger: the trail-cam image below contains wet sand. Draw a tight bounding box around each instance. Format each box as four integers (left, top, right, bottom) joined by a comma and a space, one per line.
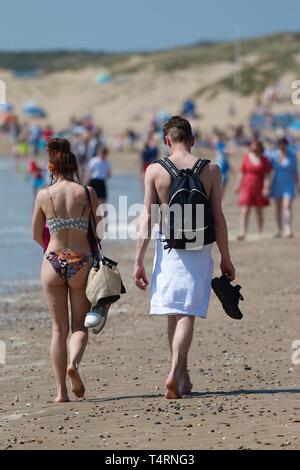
0, 151, 300, 450
1, 236, 300, 449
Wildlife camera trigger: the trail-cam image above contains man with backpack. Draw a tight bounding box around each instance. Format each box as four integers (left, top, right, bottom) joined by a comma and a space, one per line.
134, 116, 236, 399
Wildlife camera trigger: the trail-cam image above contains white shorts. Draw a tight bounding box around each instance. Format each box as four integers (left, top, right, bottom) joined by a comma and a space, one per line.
150, 237, 214, 318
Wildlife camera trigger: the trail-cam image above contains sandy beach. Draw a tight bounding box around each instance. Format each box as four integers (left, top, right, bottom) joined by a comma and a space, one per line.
1, 152, 300, 450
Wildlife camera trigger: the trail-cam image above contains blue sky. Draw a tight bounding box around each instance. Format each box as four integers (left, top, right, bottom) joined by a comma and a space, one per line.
1, 0, 300, 51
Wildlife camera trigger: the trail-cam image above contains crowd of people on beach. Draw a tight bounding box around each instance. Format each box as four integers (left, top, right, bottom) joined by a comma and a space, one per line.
1, 93, 300, 238
1, 89, 299, 402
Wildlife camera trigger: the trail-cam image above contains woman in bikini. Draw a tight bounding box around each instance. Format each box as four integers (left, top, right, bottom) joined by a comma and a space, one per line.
32, 138, 100, 403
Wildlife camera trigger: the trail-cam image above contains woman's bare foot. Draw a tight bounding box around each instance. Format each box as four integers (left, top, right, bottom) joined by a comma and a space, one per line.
54, 390, 69, 403
67, 365, 85, 399
285, 231, 294, 238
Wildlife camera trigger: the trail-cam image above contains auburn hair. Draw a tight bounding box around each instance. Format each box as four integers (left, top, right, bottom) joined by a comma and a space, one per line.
47, 138, 80, 183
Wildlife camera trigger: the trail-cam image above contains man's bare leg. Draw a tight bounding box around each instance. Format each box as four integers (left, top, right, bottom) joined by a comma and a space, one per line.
167, 316, 193, 397
167, 316, 177, 352
166, 315, 195, 399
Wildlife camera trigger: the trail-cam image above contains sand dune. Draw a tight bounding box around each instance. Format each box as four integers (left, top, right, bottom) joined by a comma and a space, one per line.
1, 63, 297, 135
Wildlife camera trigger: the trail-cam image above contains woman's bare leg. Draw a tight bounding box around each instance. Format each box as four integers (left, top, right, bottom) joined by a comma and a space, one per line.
283, 197, 293, 237
67, 262, 91, 399
238, 206, 250, 239
275, 198, 283, 236
255, 207, 264, 235
41, 260, 69, 403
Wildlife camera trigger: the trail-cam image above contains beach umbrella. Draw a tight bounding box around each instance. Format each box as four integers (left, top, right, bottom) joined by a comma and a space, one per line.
95, 73, 112, 84
22, 101, 46, 117
288, 120, 300, 133
0, 102, 13, 113
289, 120, 300, 130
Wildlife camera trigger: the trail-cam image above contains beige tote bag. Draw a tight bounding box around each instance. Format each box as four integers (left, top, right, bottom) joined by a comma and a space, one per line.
86, 259, 124, 307
84, 187, 126, 307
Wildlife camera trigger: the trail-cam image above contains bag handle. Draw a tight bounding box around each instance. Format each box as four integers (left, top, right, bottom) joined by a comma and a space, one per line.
85, 186, 126, 294
84, 186, 103, 259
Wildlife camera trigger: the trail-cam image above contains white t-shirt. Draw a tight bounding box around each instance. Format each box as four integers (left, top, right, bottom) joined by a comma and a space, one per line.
88, 157, 111, 180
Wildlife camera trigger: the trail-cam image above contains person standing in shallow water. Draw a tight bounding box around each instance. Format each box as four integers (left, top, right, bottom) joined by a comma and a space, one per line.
32, 138, 100, 403
134, 116, 235, 399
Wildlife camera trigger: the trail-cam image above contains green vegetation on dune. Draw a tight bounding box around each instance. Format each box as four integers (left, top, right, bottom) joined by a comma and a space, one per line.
0, 33, 299, 96
0, 50, 132, 73
194, 38, 300, 98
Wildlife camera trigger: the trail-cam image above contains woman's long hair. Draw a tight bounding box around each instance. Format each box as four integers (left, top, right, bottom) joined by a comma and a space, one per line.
47, 138, 80, 184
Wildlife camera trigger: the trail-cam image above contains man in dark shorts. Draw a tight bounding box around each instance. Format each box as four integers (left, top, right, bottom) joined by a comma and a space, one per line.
85, 147, 112, 203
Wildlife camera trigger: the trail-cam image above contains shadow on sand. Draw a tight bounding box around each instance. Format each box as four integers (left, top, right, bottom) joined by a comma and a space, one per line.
83, 388, 300, 403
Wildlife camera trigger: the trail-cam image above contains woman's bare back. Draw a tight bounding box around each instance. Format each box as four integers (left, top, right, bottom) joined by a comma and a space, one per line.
40, 181, 91, 252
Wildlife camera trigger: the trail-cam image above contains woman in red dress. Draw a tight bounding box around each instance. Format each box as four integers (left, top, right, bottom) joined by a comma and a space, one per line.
235, 139, 272, 240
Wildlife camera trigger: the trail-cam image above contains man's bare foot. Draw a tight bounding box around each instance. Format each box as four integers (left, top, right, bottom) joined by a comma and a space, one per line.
165, 374, 180, 399
177, 372, 193, 397
67, 365, 85, 399
180, 373, 193, 397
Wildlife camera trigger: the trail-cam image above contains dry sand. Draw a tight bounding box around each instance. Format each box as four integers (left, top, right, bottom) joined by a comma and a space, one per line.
0, 154, 300, 450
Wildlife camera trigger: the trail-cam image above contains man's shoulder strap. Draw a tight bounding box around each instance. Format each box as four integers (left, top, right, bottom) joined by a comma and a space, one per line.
157, 157, 179, 178
192, 158, 211, 176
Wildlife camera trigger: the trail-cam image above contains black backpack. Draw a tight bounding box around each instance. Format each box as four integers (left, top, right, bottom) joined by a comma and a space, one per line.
157, 157, 216, 250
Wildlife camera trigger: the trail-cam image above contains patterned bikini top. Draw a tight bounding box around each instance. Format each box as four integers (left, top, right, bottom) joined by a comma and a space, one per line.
46, 188, 89, 236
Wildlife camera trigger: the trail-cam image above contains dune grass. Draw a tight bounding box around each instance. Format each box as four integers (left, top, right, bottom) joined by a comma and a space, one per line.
0, 32, 299, 96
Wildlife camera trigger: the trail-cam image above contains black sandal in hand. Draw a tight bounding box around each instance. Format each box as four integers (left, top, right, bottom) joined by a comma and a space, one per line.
211, 275, 244, 320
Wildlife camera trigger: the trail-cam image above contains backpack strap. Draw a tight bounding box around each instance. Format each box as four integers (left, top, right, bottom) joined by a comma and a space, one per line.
192, 158, 210, 176
157, 157, 179, 179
